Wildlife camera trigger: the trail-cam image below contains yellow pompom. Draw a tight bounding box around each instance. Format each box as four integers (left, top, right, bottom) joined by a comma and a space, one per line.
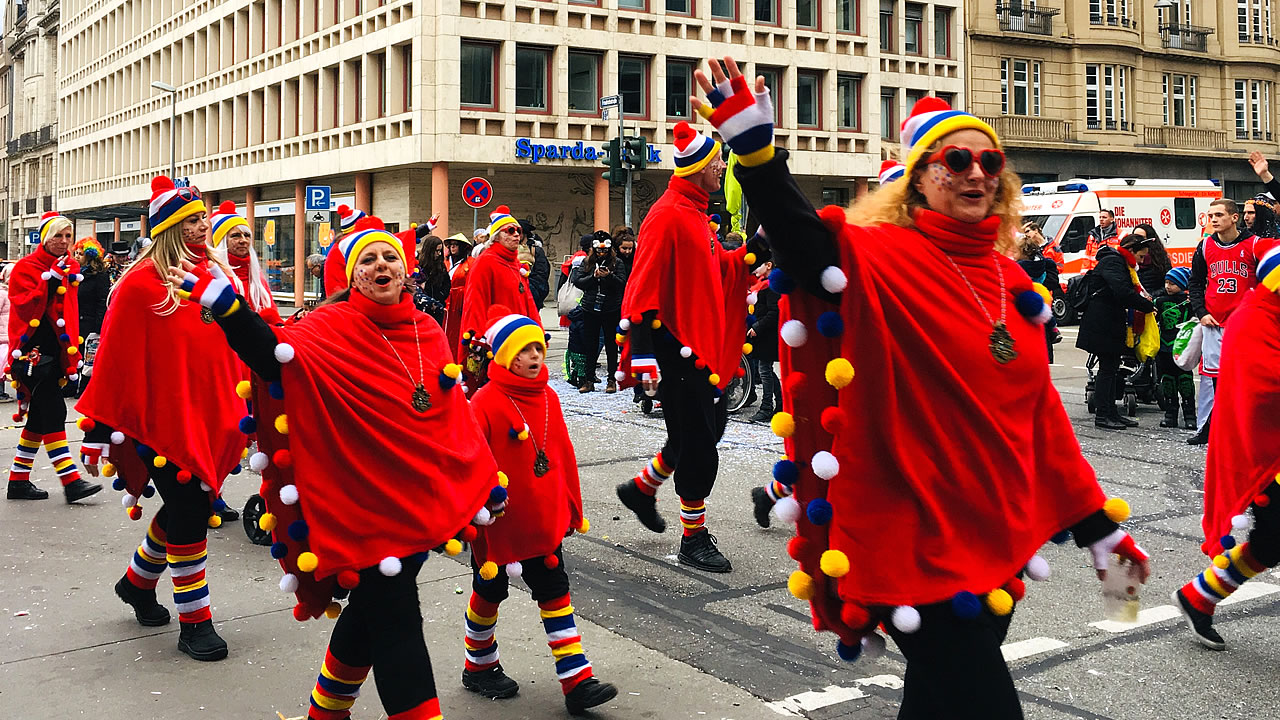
770, 411, 796, 438
742, 342, 754, 355
102, 462, 117, 477
75, 417, 87, 430
58, 378, 68, 387
1213, 554, 1230, 569
1032, 282, 1053, 306
443, 363, 462, 379
615, 333, 626, 345
78, 336, 84, 344
67, 346, 78, 355
152, 455, 167, 468
259, 513, 277, 532
708, 373, 720, 385
242, 448, 250, 459
57, 285, 67, 295
462, 331, 472, 341
744, 252, 757, 265
578, 517, 590, 533
444, 538, 463, 556
517, 429, 530, 441
325, 602, 342, 619
986, 588, 1014, 616
297, 552, 319, 573
9, 381, 17, 388
274, 414, 289, 435
72, 281, 80, 287
788, 570, 816, 600
819, 549, 850, 578
236, 380, 253, 399
748, 304, 755, 314
28, 319, 39, 328
486, 351, 494, 360
651, 319, 662, 330
497, 471, 509, 488
825, 358, 855, 389
479, 561, 499, 581
208, 514, 222, 528
1103, 498, 1131, 523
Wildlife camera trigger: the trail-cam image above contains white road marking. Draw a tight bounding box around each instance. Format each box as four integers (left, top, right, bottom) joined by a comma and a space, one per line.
1001, 636, 1069, 661
1073, 366, 1089, 370
1218, 580, 1280, 606
765, 675, 906, 715
1089, 604, 1181, 632
1050, 363, 1065, 367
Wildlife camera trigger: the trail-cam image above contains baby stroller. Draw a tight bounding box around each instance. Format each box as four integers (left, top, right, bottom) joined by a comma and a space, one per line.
1084, 352, 1165, 417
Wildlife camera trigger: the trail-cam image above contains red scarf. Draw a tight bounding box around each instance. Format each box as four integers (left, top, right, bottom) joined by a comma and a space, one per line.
227, 252, 283, 325
469, 362, 583, 565
77, 244, 244, 491
458, 242, 542, 356
273, 292, 499, 578
5, 243, 82, 379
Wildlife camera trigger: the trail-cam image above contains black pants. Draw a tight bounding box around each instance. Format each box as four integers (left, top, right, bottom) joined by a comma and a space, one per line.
23, 364, 68, 435
148, 461, 212, 545
885, 603, 1021, 720
472, 546, 571, 604
757, 358, 779, 412
1093, 352, 1122, 419
581, 309, 621, 380
654, 336, 729, 500
327, 557, 438, 715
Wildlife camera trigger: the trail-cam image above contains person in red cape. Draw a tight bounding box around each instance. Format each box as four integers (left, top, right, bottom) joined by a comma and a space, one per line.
208, 200, 282, 325
614, 120, 765, 574
443, 232, 475, 358
1172, 238, 1280, 652
322, 206, 431, 298
77, 177, 245, 663
5, 211, 101, 503
698, 60, 1150, 718
458, 309, 618, 714
173, 214, 503, 720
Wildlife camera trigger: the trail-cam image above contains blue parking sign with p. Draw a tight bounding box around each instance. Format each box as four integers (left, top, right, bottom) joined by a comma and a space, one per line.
27, 230, 39, 245
305, 185, 331, 212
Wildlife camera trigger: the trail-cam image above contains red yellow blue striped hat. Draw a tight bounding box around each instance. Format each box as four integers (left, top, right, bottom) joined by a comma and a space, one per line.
900, 97, 1000, 177
337, 216, 406, 281
38, 211, 72, 243
1258, 237, 1280, 293
148, 176, 206, 236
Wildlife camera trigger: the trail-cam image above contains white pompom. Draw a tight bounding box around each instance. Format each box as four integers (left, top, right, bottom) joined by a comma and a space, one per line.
56, 318, 66, 328
1232, 514, 1251, 530
615, 370, 626, 381
1033, 304, 1053, 326
811, 451, 840, 480
860, 632, 886, 661
11, 349, 20, 359
619, 318, 631, 331
121, 493, 138, 508
279, 484, 299, 505
505, 561, 524, 579
273, 343, 296, 363
379, 556, 402, 576
110, 431, 125, 445
891, 605, 921, 634
780, 319, 808, 348
40, 271, 51, 281
68, 374, 79, 382
774, 495, 801, 524
461, 384, 470, 394
199, 481, 212, 492
248, 452, 269, 472
1025, 554, 1051, 581
821, 266, 849, 293
473, 506, 493, 526
77, 359, 85, 368
747, 291, 759, 306
279, 573, 299, 592
680, 346, 693, 358
644, 387, 657, 397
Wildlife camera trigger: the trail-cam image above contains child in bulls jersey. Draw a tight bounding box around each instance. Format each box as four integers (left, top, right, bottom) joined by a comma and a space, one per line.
461, 310, 618, 715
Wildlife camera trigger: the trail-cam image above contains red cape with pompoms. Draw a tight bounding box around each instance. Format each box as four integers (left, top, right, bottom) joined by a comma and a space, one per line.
6, 243, 82, 380
322, 225, 417, 296
1199, 287, 1280, 556
470, 362, 583, 566
444, 255, 474, 360
459, 243, 542, 357
76, 248, 244, 491
227, 253, 283, 325
272, 292, 499, 579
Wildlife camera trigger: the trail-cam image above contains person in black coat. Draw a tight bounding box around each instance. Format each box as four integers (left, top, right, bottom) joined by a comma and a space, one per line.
411, 235, 451, 326
747, 261, 780, 422
520, 221, 552, 307
573, 235, 628, 393
1076, 236, 1156, 430
72, 239, 111, 399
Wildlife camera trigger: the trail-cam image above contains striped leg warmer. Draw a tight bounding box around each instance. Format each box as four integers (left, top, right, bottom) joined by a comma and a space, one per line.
388, 698, 443, 720
679, 498, 707, 537
125, 516, 168, 591
42, 431, 81, 486
8, 429, 42, 484
1181, 542, 1269, 615
632, 452, 673, 497
307, 647, 371, 720
764, 480, 793, 502
539, 593, 593, 694
463, 593, 501, 672
168, 540, 211, 624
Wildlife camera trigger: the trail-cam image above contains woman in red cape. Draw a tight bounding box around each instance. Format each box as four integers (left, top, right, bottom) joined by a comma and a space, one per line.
698, 60, 1150, 718
173, 215, 502, 720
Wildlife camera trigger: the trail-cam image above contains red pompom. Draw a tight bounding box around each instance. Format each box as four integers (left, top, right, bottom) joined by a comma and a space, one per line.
544, 554, 560, 569
735, 368, 745, 378
337, 203, 351, 214
494, 204, 511, 215
151, 175, 175, 193
1256, 494, 1272, 508
292, 603, 310, 621
672, 121, 696, 151
127, 505, 143, 521
272, 449, 293, 469
909, 95, 952, 116
260, 481, 271, 497
1003, 577, 1027, 602
458, 525, 478, 542
787, 536, 813, 562
176, 470, 193, 484
817, 205, 848, 235
41, 210, 59, 221
80, 418, 96, 432
352, 216, 385, 232
218, 200, 237, 214
820, 406, 848, 435
694, 358, 707, 370
784, 371, 807, 393
337, 570, 361, 589
485, 304, 516, 328
840, 602, 871, 630
11, 413, 21, 422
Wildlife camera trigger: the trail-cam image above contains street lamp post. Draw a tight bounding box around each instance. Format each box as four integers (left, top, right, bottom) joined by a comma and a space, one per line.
151, 81, 177, 179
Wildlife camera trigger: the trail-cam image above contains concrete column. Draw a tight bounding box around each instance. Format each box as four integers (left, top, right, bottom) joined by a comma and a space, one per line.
245, 186, 258, 227
140, 214, 148, 237
355, 172, 372, 213
594, 170, 609, 231
113, 218, 121, 245
294, 180, 306, 307
431, 162, 449, 238
855, 178, 869, 199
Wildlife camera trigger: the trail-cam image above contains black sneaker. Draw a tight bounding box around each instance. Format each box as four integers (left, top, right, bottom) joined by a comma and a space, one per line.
462, 665, 520, 699
216, 504, 240, 523
177, 620, 228, 661
678, 531, 732, 573
1095, 417, 1127, 430
750, 486, 772, 529
1160, 412, 1180, 428
1117, 415, 1139, 427
616, 481, 666, 533
115, 576, 171, 627
1187, 426, 1210, 446
565, 677, 618, 715
64, 478, 103, 504
1173, 589, 1226, 651
7, 480, 49, 500
749, 407, 774, 424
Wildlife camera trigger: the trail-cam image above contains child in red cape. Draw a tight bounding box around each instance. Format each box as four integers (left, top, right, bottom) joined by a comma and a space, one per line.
460, 309, 618, 715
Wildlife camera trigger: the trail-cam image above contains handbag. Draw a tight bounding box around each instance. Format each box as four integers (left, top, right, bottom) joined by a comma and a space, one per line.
1172, 320, 1203, 371
557, 268, 584, 316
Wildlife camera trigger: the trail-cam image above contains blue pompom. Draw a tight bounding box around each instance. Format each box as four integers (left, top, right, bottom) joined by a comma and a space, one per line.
745, 314, 757, 326
816, 311, 845, 338
806, 498, 833, 525
59, 333, 70, 343
1221, 534, 1237, 550
772, 459, 799, 487
268, 381, 285, 399
212, 497, 227, 511
270, 542, 288, 559
768, 267, 796, 294
489, 486, 508, 505
134, 443, 151, 457
19, 334, 29, 344
413, 551, 431, 563
439, 373, 457, 390
835, 639, 862, 662
112, 477, 126, 491
1014, 289, 1045, 318
951, 591, 982, 619
142, 485, 157, 498
711, 387, 723, 398
228, 464, 242, 475
1051, 530, 1072, 545
508, 427, 521, 439
239, 416, 258, 434
287, 520, 309, 541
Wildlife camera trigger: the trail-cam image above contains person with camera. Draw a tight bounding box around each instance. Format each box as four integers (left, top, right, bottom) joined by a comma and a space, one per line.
573, 235, 627, 394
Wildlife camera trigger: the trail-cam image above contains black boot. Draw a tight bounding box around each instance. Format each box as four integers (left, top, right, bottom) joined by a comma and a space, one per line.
1173, 589, 1226, 651
678, 531, 732, 573
462, 665, 520, 699
1095, 415, 1126, 430
743, 386, 758, 409
750, 486, 773, 529
7, 480, 49, 500
115, 576, 171, 626
177, 619, 228, 661
63, 478, 103, 503
1116, 414, 1139, 428
616, 480, 666, 533
565, 677, 618, 715
1187, 413, 1211, 445
216, 503, 240, 523
1181, 388, 1198, 430
749, 406, 774, 423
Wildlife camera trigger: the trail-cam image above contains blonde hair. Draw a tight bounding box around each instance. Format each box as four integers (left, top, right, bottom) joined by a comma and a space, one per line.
43, 217, 74, 242
113, 224, 236, 316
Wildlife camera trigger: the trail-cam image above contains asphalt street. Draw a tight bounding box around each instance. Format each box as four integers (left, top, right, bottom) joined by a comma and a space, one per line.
0, 312, 1269, 720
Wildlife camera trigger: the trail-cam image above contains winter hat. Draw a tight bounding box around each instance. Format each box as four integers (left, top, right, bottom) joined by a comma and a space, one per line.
900, 97, 1000, 177
209, 201, 250, 249
487, 205, 519, 237
336, 204, 366, 234
672, 121, 721, 177
473, 228, 489, 241
878, 161, 906, 185
1258, 237, 1280, 293
72, 237, 104, 258
38, 211, 72, 244
148, 176, 206, 236
483, 308, 545, 369
336, 216, 406, 281
1165, 266, 1191, 291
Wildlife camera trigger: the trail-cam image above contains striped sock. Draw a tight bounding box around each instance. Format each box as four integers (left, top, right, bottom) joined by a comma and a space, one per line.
679, 498, 707, 536
8, 430, 42, 484
42, 431, 81, 486
764, 480, 792, 502
463, 593, 501, 672
307, 647, 371, 720
539, 593, 593, 694
1181, 542, 1269, 615
632, 452, 673, 497
168, 540, 211, 624
388, 698, 443, 720
125, 516, 169, 590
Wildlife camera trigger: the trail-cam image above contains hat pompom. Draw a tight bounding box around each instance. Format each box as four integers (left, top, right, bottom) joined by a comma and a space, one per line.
352, 216, 385, 232
817, 205, 847, 235
151, 175, 175, 193
217, 200, 237, 214
891, 605, 922, 633
909, 95, 952, 116
337, 203, 351, 214
672, 121, 697, 151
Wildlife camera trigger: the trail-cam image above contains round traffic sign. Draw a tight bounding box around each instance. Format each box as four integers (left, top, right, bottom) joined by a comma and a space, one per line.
462, 177, 493, 209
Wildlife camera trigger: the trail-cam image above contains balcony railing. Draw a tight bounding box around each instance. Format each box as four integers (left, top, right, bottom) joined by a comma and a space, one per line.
1144, 126, 1228, 151
1086, 120, 1133, 132
5, 140, 17, 155
996, 3, 1059, 36
1160, 23, 1212, 52
1091, 13, 1134, 28
37, 124, 55, 145
979, 115, 1074, 142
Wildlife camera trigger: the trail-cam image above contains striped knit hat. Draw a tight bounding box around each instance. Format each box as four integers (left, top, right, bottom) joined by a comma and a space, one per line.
878, 161, 906, 185
38, 211, 72, 244
1258, 237, 1280, 293
488, 205, 519, 237
336, 204, 366, 234
149, 176, 207, 236
337, 216, 406, 281
672, 121, 721, 178
483, 309, 545, 369
900, 97, 1000, 177
209, 201, 250, 249
1165, 266, 1192, 291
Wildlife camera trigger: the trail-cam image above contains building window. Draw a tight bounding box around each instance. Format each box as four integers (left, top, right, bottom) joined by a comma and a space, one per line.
1000, 58, 1041, 117
619, 0, 645, 9
619, 55, 649, 117
1236, 80, 1248, 138
667, 0, 691, 14
666, 60, 694, 119
837, 73, 861, 130
904, 3, 924, 54
936, 91, 956, 108
711, 0, 736, 18
797, 71, 821, 127
837, 0, 858, 32
755, 0, 778, 24
934, 7, 951, 57
515, 46, 549, 112
879, 0, 896, 52
401, 45, 413, 111
568, 52, 599, 114
880, 88, 898, 140
1239, 0, 1274, 43
797, 0, 818, 28
460, 41, 495, 108
1085, 64, 1129, 131
1162, 73, 1197, 127
1240, 79, 1275, 139
1090, 0, 1132, 25
758, 66, 783, 125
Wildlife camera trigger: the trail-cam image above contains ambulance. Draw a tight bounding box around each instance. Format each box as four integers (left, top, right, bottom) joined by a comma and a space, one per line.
1020, 178, 1222, 321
